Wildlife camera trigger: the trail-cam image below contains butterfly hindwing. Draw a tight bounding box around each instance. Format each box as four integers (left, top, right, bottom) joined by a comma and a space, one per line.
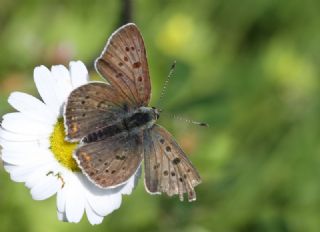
95, 23, 151, 108
143, 124, 201, 202
74, 132, 144, 188
64, 82, 130, 142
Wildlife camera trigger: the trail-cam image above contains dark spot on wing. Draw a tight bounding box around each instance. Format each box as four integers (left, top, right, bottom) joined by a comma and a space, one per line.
179, 177, 183, 182
118, 62, 123, 67
133, 62, 141, 69
111, 170, 116, 174
116, 73, 123, 78
116, 155, 126, 160
131, 46, 135, 50
153, 163, 160, 169
160, 138, 165, 144
105, 169, 109, 173
171, 172, 176, 176
124, 56, 128, 62
137, 76, 142, 82
166, 146, 171, 152
104, 162, 109, 166
163, 170, 168, 176
82, 113, 86, 117
81, 100, 85, 104
85, 96, 90, 99
125, 47, 130, 52
172, 158, 180, 165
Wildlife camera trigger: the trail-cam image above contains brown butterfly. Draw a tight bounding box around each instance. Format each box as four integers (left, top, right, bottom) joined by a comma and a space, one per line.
64, 23, 201, 201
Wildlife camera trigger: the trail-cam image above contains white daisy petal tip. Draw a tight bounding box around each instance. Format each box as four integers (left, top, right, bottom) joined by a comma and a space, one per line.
69, 60, 89, 88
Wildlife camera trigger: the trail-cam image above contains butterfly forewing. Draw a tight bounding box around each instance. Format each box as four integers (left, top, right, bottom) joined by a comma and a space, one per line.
144, 125, 201, 202
95, 23, 151, 108
74, 132, 144, 188
64, 82, 130, 142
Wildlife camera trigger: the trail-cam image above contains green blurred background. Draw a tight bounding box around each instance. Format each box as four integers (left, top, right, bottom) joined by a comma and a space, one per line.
1, 0, 320, 231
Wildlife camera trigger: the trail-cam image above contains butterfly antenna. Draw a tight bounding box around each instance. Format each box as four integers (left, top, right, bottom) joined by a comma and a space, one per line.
173, 114, 209, 127
157, 61, 176, 108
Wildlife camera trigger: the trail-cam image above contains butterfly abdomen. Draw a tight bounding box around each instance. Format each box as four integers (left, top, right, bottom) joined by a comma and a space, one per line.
83, 107, 156, 143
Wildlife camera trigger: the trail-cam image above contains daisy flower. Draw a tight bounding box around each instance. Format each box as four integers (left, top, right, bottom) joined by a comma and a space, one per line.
0, 61, 141, 225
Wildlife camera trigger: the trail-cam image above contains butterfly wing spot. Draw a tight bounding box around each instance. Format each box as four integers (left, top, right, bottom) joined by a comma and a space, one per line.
104, 162, 108, 166
172, 158, 181, 165
118, 62, 123, 67
125, 46, 130, 52
82, 113, 86, 117
105, 169, 109, 173
115, 155, 126, 160
81, 100, 85, 104
171, 171, 176, 176
131, 46, 135, 51
165, 146, 171, 152
70, 123, 78, 133
124, 56, 128, 62
80, 152, 91, 161
138, 76, 142, 82
163, 170, 169, 176
116, 73, 123, 78
160, 138, 165, 144
111, 170, 116, 174
133, 62, 141, 69
153, 163, 160, 170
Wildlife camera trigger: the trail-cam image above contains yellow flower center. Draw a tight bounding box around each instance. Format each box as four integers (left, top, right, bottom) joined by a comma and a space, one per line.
50, 118, 80, 172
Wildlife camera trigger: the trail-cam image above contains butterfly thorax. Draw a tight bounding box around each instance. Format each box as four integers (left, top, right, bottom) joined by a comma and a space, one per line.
82, 106, 158, 143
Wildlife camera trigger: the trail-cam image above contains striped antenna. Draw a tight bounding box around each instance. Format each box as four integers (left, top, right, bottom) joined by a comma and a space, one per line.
156, 61, 176, 108
173, 114, 209, 127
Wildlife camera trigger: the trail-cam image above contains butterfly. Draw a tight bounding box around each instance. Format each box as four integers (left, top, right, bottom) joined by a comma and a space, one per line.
64, 23, 201, 201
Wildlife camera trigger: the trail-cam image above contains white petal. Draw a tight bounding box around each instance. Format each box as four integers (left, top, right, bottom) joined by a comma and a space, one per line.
0, 139, 49, 151
86, 189, 122, 216
8, 92, 56, 124
0, 127, 44, 142
119, 165, 142, 195
2, 112, 53, 135
77, 174, 122, 216
7, 160, 50, 182
3, 162, 16, 173
33, 66, 60, 115
2, 150, 48, 165
64, 175, 85, 223
69, 61, 89, 88
57, 211, 67, 222
31, 175, 60, 200
51, 65, 73, 106
57, 188, 67, 213
85, 201, 104, 225
24, 159, 59, 189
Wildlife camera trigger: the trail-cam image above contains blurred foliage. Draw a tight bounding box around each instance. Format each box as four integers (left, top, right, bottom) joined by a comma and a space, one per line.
1, 0, 320, 231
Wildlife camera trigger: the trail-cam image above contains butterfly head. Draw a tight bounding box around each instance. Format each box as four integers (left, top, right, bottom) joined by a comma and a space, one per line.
151, 107, 161, 120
